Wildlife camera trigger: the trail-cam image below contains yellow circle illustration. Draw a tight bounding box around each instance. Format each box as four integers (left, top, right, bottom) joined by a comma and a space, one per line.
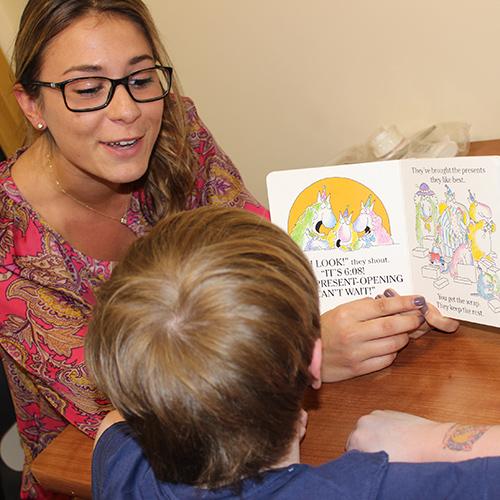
288, 177, 391, 236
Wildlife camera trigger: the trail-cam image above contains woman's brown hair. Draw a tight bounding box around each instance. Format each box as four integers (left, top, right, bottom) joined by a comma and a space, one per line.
13, 0, 197, 222
86, 206, 321, 489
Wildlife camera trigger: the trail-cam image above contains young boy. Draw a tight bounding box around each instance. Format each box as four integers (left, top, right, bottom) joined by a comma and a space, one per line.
86, 206, 500, 499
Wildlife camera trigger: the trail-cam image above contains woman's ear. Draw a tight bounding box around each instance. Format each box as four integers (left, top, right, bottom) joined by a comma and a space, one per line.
309, 338, 322, 390
13, 83, 45, 130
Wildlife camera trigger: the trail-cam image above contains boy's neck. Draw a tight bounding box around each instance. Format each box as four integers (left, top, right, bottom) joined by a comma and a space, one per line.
272, 434, 301, 469
271, 411, 307, 470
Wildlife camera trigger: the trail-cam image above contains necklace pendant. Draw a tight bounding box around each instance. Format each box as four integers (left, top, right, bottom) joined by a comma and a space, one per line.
120, 215, 128, 225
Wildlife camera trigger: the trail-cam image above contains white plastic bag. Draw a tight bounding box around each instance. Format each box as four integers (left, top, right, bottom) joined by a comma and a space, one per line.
332, 122, 471, 165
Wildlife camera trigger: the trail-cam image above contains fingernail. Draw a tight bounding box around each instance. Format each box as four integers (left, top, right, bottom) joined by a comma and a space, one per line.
375, 294, 382, 299
414, 296, 425, 306
414, 296, 429, 314
383, 288, 396, 297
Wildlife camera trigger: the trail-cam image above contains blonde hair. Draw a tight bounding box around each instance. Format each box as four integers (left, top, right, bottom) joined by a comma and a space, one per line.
14, 0, 197, 221
86, 206, 321, 489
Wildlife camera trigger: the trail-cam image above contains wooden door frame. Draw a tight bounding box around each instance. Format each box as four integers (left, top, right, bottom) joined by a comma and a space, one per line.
0, 48, 24, 156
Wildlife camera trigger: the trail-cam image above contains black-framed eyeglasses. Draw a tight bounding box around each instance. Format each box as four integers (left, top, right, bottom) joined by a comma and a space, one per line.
28, 65, 173, 112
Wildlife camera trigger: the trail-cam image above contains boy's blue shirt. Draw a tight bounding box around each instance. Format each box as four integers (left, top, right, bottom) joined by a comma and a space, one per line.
92, 422, 500, 499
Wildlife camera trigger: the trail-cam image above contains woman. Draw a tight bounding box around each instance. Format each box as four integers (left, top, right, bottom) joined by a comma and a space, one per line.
0, 0, 457, 498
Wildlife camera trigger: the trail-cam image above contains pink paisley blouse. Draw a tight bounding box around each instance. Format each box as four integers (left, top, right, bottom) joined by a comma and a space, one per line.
0, 97, 268, 499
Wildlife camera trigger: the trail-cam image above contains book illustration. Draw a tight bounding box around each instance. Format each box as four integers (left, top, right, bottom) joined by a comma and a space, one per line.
288, 178, 393, 253
267, 156, 500, 326
412, 183, 498, 312
412, 183, 439, 258
354, 194, 393, 248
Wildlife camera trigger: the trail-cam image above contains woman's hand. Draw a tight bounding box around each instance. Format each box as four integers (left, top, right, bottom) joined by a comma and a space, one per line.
382, 288, 459, 340
408, 300, 458, 339
320, 292, 459, 382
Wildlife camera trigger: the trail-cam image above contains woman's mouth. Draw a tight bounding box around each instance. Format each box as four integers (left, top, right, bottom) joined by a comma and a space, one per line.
103, 138, 139, 149
100, 136, 144, 159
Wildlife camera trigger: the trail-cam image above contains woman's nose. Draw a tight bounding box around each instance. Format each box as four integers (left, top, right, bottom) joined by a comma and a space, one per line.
105, 84, 141, 123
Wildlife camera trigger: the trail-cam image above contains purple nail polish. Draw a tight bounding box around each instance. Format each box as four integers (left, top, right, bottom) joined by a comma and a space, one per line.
384, 289, 395, 297
414, 296, 428, 314
414, 296, 425, 307
375, 294, 382, 299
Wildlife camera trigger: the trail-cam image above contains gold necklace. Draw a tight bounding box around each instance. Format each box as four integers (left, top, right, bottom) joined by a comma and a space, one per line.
47, 155, 128, 225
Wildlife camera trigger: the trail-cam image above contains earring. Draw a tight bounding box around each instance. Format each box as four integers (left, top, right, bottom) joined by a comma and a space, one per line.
36, 122, 45, 130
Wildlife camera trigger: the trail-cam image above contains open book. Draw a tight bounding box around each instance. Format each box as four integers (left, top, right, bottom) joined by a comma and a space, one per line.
267, 156, 500, 327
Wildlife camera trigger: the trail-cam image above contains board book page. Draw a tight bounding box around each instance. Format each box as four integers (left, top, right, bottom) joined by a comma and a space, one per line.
267, 156, 500, 327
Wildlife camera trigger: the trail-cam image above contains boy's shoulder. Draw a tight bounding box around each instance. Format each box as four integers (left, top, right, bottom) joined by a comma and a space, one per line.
92, 424, 389, 500
91, 421, 142, 499
275, 451, 388, 499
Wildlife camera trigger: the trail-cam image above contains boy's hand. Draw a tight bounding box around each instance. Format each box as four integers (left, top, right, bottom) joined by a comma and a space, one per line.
94, 409, 125, 448
346, 410, 448, 462
347, 410, 496, 463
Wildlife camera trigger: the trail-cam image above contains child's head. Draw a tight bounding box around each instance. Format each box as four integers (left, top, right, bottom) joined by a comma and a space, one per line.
86, 206, 321, 489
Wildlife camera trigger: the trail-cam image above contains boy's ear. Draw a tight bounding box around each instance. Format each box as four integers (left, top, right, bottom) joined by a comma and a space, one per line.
13, 83, 44, 130
309, 338, 322, 390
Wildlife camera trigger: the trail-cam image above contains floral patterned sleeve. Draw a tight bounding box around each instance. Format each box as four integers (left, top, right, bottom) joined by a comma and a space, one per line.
183, 97, 270, 220
0, 157, 124, 499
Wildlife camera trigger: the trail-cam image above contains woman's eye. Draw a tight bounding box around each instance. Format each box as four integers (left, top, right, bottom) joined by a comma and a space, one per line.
68, 79, 107, 98
76, 86, 103, 96
130, 77, 153, 88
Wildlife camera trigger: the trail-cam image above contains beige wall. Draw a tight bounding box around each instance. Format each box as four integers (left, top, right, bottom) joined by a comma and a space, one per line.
3, 1, 500, 205
149, 0, 500, 204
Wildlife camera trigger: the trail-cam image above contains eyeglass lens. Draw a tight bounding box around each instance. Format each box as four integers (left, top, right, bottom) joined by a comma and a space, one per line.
64, 67, 170, 111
